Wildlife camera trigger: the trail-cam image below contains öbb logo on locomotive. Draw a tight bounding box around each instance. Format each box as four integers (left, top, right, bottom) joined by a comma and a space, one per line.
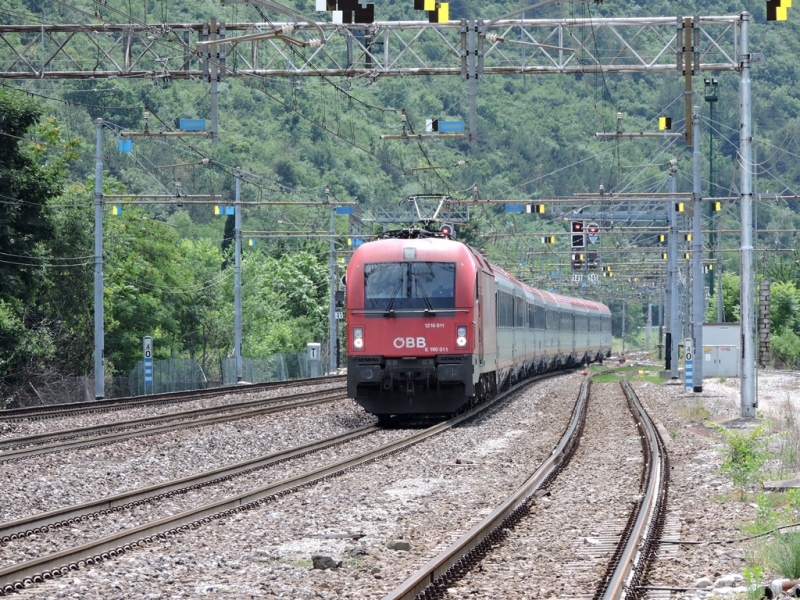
345, 226, 612, 419
393, 337, 427, 349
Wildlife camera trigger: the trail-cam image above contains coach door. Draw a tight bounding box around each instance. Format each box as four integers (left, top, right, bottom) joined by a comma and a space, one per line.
475, 274, 483, 365
480, 271, 496, 367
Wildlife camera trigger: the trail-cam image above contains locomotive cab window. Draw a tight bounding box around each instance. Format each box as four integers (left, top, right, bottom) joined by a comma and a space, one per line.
364, 262, 456, 311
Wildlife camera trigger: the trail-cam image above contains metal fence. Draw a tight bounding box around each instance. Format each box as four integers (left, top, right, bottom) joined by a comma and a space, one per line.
128, 358, 208, 396
220, 353, 308, 386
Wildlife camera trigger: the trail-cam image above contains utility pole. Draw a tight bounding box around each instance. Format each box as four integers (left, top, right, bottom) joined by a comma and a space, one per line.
328, 193, 337, 375
692, 106, 704, 392
668, 167, 680, 378
739, 11, 756, 417
622, 301, 626, 355
234, 167, 243, 383
646, 301, 652, 353
94, 118, 104, 399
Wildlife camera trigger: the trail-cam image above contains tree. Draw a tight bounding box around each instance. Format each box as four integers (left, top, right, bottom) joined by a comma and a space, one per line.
707, 273, 740, 323
0, 89, 80, 392
770, 281, 800, 335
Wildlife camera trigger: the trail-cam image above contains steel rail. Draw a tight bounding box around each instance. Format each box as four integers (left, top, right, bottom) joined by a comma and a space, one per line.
0, 376, 344, 422
0, 390, 348, 463
0, 370, 567, 595
384, 372, 596, 600
0, 423, 378, 541
596, 378, 669, 600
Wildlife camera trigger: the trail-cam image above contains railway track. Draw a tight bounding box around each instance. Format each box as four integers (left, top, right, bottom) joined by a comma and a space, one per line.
0, 386, 347, 462
384, 374, 669, 600
0, 370, 569, 595
0, 375, 344, 423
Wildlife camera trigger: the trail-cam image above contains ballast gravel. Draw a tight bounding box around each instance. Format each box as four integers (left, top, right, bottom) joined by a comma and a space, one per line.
0, 398, 371, 523
0, 380, 345, 441
10, 368, 799, 599
442, 381, 645, 599
9, 372, 587, 599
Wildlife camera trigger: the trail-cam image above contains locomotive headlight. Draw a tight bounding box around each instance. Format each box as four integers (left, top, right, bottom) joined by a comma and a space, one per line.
456, 325, 468, 348
353, 327, 364, 350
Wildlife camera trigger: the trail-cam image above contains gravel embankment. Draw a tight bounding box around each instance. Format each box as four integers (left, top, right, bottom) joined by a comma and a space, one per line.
10, 373, 586, 599
0, 380, 345, 441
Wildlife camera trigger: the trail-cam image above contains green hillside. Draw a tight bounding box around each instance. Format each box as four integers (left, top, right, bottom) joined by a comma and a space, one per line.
3, 0, 800, 396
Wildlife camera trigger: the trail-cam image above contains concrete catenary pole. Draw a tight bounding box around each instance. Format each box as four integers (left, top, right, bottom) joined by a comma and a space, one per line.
668, 167, 679, 378
692, 106, 704, 392
739, 12, 756, 417
329, 205, 337, 374
94, 119, 105, 398
234, 167, 243, 383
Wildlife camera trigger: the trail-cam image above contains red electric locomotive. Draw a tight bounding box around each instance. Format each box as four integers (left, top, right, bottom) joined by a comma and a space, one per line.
345, 227, 611, 418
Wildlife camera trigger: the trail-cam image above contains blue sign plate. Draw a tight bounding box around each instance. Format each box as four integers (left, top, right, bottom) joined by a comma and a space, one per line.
179, 119, 206, 131
336, 206, 354, 214
438, 121, 465, 132
505, 204, 523, 213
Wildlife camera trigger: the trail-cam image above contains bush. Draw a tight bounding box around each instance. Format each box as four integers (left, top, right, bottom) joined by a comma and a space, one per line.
711, 424, 770, 500
772, 330, 800, 369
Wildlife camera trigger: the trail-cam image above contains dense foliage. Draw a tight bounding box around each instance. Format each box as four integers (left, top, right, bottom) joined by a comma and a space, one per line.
4, 0, 800, 398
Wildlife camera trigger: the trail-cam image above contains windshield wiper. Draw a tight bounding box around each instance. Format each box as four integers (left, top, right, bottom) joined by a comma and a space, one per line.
413, 275, 436, 316
384, 277, 404, 316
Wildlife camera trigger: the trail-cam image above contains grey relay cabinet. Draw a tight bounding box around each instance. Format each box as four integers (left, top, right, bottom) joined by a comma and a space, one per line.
701, 323, 741, 378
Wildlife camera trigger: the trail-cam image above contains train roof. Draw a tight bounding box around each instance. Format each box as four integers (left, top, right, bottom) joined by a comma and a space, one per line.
352, 233, 610, 315
492, 262, 610, 314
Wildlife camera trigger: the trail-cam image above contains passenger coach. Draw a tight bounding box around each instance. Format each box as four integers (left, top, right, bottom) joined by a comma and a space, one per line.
345, 228, 611, 418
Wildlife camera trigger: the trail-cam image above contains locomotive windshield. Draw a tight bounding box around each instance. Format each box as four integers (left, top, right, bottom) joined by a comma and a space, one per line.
364, 262, 456, 311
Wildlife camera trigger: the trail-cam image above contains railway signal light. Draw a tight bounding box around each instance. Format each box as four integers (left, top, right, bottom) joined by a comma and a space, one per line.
526, 203, 545, 214
767, 0, 791, 20
571, 253, 584, 270
662, 252, 668, 259
685, 233, 692, 242
675, 202, 684, 212
684, 252, 691, 259
587, 251, 598, 269
713, 201, 722, 211
541, 235, 556, 244
658, 234, 666, 243
658, 117, 672, 130
571, 221, 585, 249
440, 224, 454, 237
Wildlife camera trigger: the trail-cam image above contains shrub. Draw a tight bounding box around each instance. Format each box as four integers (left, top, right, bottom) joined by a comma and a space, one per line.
772, 330, 800, 369
711, 424, 770, 500
762, 532, 800, 579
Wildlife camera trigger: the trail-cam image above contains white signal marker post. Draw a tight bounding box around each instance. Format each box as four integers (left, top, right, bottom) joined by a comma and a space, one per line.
308, 343, 321, 378
143, 336, 153, 394
684, 338, 693, 389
